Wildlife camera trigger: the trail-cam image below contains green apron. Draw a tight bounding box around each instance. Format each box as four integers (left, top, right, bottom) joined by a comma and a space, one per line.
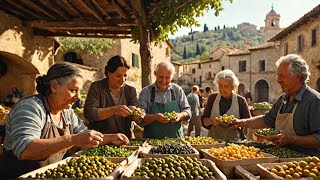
143, 87, 183, 139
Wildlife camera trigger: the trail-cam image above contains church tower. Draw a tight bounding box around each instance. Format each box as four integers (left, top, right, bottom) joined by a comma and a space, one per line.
264, 5, 281, 42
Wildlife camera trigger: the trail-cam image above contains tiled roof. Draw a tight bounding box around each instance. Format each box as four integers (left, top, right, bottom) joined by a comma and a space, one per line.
249, 42, 276, 50
269, 4, 320, 41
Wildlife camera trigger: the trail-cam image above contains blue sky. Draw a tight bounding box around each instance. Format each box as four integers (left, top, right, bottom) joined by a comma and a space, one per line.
169, 0, 319, 38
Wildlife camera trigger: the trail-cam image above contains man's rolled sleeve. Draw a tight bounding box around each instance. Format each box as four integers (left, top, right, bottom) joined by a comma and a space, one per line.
138, 88, 150, 113
69, 110, 88, 134
263, 96, 283, 128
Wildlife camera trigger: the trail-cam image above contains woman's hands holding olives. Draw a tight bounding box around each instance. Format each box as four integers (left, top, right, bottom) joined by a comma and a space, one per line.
113, 105, 132, 117
154, 113, 171, 124
111, 133, 129, 146
72, 130, 104, 148
208, 117, 220, 127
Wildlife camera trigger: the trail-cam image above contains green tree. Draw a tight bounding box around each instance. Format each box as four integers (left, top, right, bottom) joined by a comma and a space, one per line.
130, 0, 232, 87
183, 45, 188, 59
196, 43, 201, 55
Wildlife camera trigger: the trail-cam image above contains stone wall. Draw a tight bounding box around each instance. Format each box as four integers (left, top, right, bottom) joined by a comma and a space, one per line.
0, 10, 54, 98
278, 17, 320, 90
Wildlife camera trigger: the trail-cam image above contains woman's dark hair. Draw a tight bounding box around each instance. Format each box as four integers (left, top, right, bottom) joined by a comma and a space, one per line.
105, 55, 130, 76
36, 62, 83, 96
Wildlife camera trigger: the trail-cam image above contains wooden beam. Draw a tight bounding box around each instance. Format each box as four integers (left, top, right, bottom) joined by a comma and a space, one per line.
90, 0, 111, 20
33, 29, 132, 38
22, 0, 57, 20
27, 19, 137, 28
61, 0, 82, 17
117, 0, 133, 12
0, 7, 31, 20
54, 29, 131, 34
111, 0, 131, 19
81, 0, 105, 23
39, 0, 71, 20
3, 0, 44, 19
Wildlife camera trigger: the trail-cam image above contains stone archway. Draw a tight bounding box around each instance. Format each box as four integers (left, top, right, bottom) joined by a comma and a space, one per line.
255, 80, 269, 102
238, 83, 245, 97
317, 78, 320, 93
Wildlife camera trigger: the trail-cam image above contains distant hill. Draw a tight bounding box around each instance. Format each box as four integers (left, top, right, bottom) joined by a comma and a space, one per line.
170, 25, 264, 62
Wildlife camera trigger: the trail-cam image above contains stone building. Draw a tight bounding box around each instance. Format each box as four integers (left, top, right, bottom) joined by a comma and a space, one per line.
269, 4, 320, 92
55, 39, 173, 93
0, 10, 55, 101
174, 7, 283, 103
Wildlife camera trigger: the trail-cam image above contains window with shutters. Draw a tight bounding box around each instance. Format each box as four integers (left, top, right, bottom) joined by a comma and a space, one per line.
239, 61, 246, 72
311, 28, 317, 46
284, 43, 289, 55
297, 35, 303, 52
259, 60, 266, 72
132, 53, 139, 68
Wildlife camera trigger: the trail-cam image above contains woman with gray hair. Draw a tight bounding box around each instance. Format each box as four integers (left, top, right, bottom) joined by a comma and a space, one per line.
201, 69, 251, 140
0, 62, 129, 178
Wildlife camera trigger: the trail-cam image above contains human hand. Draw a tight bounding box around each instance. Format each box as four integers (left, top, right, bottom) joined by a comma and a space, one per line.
170, 112, 182, 123
129, 106, 145, 121
111, 133, 129, 146
210, 117, 220, 127
230, 118, 246, 128
113, 105, 132, 117
72, 130, 104, 148
265, 130, 291, 146
155, 113, 171, 124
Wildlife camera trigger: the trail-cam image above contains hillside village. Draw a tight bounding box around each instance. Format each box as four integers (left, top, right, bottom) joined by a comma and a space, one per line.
171, 6, 320, 103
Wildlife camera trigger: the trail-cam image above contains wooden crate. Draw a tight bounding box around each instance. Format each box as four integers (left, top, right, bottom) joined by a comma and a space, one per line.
121, 158, 227, 180
190, 139, 226, 151
140, 145, 199, 158
19, 157, 127, 179
74, 146, 141, 164
122, 139, 149, 150
257, 162, 286, 179
279, 157, 306, 162
147, 138, 188, 146
201, 149, 278, 178
234, 165, 260, 180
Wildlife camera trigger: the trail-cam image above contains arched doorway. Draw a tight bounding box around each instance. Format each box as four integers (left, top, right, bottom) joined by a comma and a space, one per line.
317, 78, 320, 93
255, 80, 269, 102
238, 83, 245, 97
64, 52, 83, 65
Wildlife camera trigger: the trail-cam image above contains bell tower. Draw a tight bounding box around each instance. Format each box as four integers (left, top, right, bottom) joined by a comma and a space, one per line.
264, 5, 281, 42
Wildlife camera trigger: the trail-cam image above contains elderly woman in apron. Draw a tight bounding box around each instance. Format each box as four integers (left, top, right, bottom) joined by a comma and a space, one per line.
201, 69, 251, 140
0, 63, 129, 178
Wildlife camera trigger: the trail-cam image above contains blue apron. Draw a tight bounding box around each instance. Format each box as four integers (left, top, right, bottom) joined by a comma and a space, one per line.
143, 87, 183, 139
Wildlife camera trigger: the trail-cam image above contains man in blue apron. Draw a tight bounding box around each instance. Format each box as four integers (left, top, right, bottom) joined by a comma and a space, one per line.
233, 54, 320, 157
138, 62, 191, 139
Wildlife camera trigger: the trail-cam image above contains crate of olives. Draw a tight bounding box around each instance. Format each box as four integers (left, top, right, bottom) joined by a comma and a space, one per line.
122, 138, 149, 150
147, 137, 189, 146
182, 136, 225, 150
75, 145, 141, 164
257, 156, 320, 179
20, 156, 126, 179
121, 155, 227, 180
234, 165, 260, 180
140, 144, 199, 158
201, 144, 278, 178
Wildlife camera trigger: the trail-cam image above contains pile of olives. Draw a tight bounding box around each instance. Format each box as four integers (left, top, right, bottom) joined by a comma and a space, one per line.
183, 136, 219, 145
150, 144, 195, 154
132, 155, 215, 179
256, 128, 280, 136
149, 138, 186, 145
262, 147, 307, 158
33, 156, 119, 179
163, 111, 177, 120
127, 139, 145, 146
82, 145, 133, 157
208, 144, 263, 160
218, 114, 235, 126
268, 156, 320, 179
130, 108, 143, 116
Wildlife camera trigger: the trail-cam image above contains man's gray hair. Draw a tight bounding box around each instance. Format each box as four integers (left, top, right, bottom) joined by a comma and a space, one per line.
154, 61, 175, 78
275, 54, 310, 83
214, 69, 239, 90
